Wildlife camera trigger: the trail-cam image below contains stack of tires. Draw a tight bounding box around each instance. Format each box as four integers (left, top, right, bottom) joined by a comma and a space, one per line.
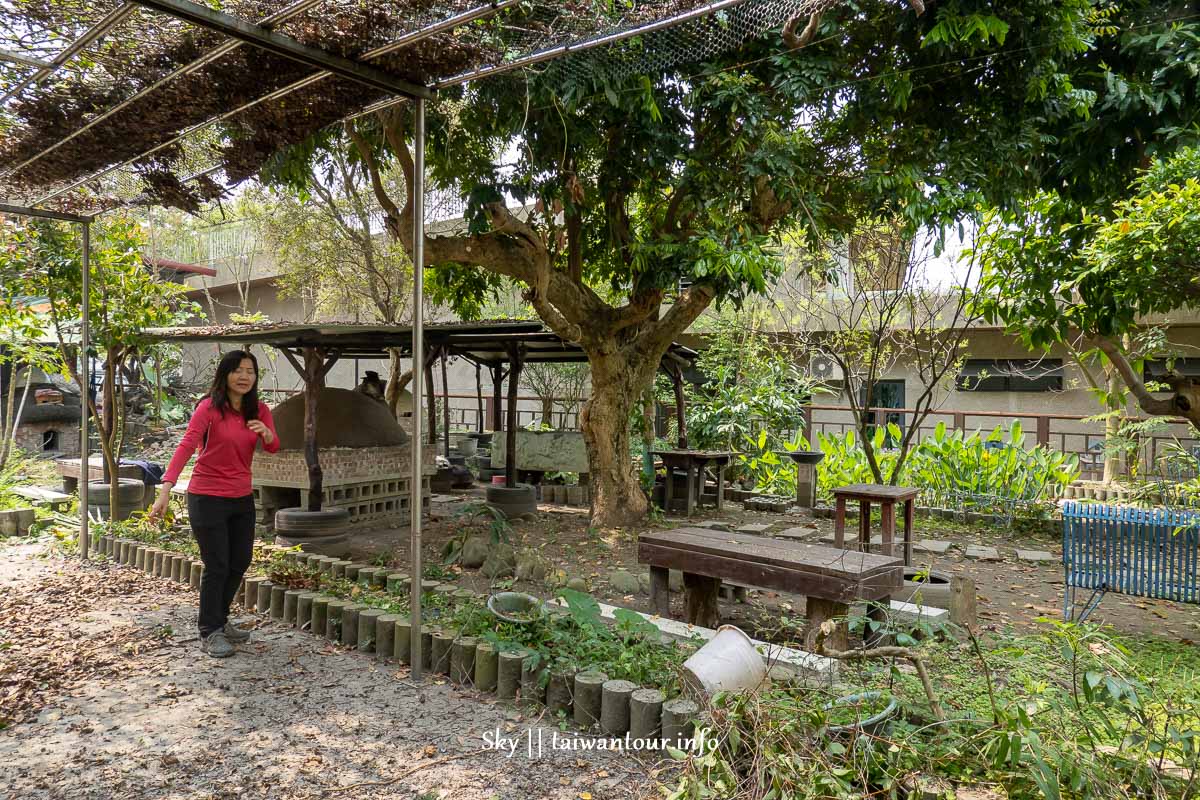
86, 479, 147, 521
485, 482, 538, 519
274, 507, 351, 555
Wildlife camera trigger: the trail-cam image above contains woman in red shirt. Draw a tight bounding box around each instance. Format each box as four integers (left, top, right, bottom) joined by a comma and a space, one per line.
150, 350, 280, 658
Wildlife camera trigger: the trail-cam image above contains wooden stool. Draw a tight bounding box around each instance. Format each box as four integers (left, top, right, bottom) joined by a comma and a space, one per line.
832, 484, 918, 567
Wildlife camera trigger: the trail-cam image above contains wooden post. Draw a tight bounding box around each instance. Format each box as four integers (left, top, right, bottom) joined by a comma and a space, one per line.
1036, 415, 1050, 447
505, 345, 525, 487
491, 364, 504, 432
301, 348, 324, 512
949, 576, 977, 630
683, 572, 720, 628
440, 348, 451, 459
649, 566, 670, 617
424, 346, 437, 446
475, 362, 484, 433
671, 364, 688, 449
803, 404, 814, 449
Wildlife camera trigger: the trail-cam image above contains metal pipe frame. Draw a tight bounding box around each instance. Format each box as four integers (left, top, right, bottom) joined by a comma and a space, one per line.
35, 0, 521, 203
0, 47, 53, 70
436, 0, 755, 88
128, 0, 432, 98
0, 3, 135, 106
36, 71, 329, 204
0, 202, 92, 223
1, 203, 98, 557
5, 0, 510, 184
1, 0, 328, 181
360, 0, 520, 59
408, 97, 426, 681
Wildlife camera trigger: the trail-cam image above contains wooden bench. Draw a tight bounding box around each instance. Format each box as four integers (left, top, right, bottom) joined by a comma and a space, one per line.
638, 527, 903, 650
1063, 501, 1200, 621
55, 457, 143, 494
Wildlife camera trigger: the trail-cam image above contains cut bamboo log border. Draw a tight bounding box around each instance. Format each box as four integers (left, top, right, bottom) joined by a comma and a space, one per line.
90, 543, 709, 751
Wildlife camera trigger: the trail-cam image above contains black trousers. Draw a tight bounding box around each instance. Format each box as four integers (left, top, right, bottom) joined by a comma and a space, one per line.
188, 492, 256, 636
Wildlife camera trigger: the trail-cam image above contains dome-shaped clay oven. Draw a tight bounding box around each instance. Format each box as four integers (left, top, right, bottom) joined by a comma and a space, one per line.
270, 387, 410, 450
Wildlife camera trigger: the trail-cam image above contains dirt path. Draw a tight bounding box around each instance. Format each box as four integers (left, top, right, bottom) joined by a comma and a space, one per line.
0, 540, 660, 800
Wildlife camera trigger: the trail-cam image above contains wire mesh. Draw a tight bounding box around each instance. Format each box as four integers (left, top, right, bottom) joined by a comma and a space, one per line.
0, 0, 828, 215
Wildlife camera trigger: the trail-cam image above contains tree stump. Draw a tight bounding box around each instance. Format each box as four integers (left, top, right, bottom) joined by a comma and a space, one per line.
683, 573, 721, 628
601, 679, 637, 736
451, 637, 477, 686
573, 671, 608, 729
431, 630, 454, 675
474, 642, 498, 693
630, 688, 665, 742
376, 614, 400, 662
497, 649, 525, 699
393, 618, 412, 664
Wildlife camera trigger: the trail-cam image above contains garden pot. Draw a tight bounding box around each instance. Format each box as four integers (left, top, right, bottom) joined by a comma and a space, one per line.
86, 479, 147, 521
487, 592, 543, 624
681, 625, 767, 698
901, 568, 953, 610
823, 691, 898, 737
457, 437, 478, 457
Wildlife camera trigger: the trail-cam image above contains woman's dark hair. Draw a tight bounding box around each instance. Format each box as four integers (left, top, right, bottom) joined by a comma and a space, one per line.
209, 350, 260, 422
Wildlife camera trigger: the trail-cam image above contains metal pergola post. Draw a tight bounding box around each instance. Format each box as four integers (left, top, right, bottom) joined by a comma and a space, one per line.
79, 221, 91, 560
408, 97, 426, 681
0, 203, 93, 560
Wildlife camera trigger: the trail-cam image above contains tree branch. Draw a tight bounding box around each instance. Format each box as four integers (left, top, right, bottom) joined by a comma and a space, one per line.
1096, 337, 1200, 427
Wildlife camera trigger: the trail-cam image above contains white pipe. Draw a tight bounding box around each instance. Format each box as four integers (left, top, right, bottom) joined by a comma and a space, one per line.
408, 97, 426, 680
79, 222, 90, 560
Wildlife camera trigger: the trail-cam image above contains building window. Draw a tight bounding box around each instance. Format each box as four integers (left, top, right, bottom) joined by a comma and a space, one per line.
957, 359, 1063, 392
1143, 358, 1200, 383
42, 429, 58, 452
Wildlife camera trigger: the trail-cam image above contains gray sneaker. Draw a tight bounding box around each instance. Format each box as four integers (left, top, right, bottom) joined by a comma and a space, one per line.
201, 631, 235, 658
223, 622, 251, 643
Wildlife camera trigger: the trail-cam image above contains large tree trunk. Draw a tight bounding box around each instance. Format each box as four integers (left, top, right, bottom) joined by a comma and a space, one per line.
540, 397, 555, 428
582, 349, 655, 529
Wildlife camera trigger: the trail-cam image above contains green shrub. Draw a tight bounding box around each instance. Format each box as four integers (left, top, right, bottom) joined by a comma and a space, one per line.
817, 421, 1079, 514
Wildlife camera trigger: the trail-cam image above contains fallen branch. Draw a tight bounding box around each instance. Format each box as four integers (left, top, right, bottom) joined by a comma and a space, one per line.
815, 622, 946, 722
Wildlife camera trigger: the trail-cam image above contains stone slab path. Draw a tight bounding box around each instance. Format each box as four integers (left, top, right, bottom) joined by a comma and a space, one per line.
0, 540, 659, 800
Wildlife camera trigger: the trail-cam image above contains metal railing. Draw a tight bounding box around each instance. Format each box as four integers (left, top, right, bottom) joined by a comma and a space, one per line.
803, 403, 1199, 482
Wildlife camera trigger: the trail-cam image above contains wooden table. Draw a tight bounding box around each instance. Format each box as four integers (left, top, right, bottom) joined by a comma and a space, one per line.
55, 456, 143, 494
832, 484, 919, 566
651, 450, 735, 516
638, 527, 902, 650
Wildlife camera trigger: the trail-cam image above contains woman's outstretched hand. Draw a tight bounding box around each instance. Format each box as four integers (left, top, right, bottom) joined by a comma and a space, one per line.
247, 419, 274, 445
148, 487, 171, 522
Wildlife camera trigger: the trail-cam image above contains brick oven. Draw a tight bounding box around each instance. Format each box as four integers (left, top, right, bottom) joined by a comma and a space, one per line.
251, 387, 434, 530
14, 404, 81, 458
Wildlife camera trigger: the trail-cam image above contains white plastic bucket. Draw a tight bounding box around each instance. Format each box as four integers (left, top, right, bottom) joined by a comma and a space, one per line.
681, 625, 767, 697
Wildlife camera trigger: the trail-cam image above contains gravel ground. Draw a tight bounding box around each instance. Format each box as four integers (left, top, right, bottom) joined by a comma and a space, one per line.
0, 539, 662, 800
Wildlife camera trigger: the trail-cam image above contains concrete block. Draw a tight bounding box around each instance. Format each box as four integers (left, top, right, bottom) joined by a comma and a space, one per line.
965, 545, 1001, 561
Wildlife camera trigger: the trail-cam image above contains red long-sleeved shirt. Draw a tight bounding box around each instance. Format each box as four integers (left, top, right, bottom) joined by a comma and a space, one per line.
163, 397, 280, 497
